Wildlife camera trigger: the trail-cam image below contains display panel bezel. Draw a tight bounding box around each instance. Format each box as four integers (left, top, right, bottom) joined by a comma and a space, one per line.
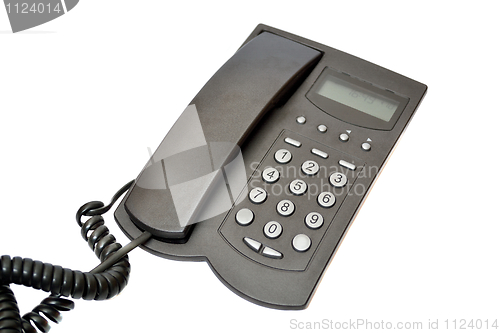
306, 67, 409, 130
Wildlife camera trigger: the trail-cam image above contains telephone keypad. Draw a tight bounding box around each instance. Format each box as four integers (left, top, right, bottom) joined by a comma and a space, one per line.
220, 130, 365, 271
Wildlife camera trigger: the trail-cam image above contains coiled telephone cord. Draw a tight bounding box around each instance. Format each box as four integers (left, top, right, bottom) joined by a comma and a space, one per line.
0, 180, 151, 333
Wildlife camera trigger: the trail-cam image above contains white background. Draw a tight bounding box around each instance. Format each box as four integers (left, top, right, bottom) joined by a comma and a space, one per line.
1, 1, 499, 332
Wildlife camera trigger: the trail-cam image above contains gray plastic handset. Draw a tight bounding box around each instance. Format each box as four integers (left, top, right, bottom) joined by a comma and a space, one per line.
124, 32, 322, 240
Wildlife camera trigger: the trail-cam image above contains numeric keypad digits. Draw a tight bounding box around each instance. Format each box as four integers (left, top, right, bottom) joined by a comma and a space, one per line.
223, 131, 363, 270
329, 172, 347, 188
262, 167, 280, 183
277, 199, 295, 216
249, 187, 267, 204
264, 221, 283, 239
317, 191, 335, 208
275, 149, 292, 164
289, 179, 308, 196
301, 160, 319, 176
305, 212, 324, 229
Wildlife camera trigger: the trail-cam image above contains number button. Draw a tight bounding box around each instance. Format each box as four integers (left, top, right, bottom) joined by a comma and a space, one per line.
304, 212, 324, 229
289, 179, 308, 196
262, 167, 280, 183
317, 191, 335, 208
301, 160, 320, 176
274, 149, 292, 164
264, 221, 283, 239
249, 187, 267, 204
329, 172, 347, 188
277, 199, 295, 217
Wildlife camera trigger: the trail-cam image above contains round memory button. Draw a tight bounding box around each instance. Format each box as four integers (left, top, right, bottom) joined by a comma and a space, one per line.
289, 179, 308, 196
317, 124, 328, 133
296, 116, 306, 124
292, 234, 311, 252
339, 133, 349, 142
235, 208, 254, 226
361, 142, 372, 151
317, 191, 336, 208
277, 199, 295, 217
262, 167, 280, 183
264, 221, 283, 239
304, 212, 324, 229
329, 172, 348, 188
274, 149, 292, 164
249, 187, 267, 204
301, 160, 319, 176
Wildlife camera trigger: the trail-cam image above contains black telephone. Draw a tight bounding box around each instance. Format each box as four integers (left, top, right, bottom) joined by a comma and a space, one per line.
114, 24, 427, 309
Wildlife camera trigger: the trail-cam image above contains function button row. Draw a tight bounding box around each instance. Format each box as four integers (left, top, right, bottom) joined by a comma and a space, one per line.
296, 115, 371, 152
244, 232, 312, 255
273, 148, 355, 173
243, 237, 283, 259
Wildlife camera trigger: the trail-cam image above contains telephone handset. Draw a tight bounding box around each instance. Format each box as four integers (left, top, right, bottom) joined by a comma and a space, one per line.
114, 24, 427, 309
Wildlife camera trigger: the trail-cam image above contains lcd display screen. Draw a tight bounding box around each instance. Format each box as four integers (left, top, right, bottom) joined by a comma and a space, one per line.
316, 74, 400, 122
